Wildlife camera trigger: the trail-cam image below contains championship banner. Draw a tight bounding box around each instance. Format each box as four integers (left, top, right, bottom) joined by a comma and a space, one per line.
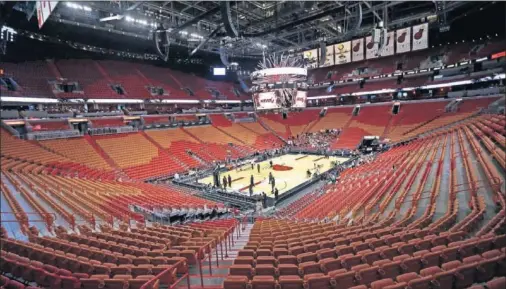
351, 38, 364, 62
412, 23, 429, 51
292, 91, 307, 108
381, 31, 395, 56
365, 36, 378, 59
303, 49, 318, 69
321, 45, 335, 67
334, 41, 351, 65
396, 27, 411, 54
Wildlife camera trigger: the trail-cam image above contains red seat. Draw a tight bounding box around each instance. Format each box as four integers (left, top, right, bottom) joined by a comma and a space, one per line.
251, 276, 276, 289
331, 270, 356, 289
229, 264, 254, 279
356, 265, 380, 286
379, 261, 402, 279
255, 264, 276, 276
278, 275, 303, 289
370, 278, 395, 289
275, 264, 297, 276
223, 276, 249, 289
487, 277, 506, 289
304, 273, 331, 289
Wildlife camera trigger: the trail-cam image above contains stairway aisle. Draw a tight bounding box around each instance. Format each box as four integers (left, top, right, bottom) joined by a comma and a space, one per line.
176, 223, 254, 289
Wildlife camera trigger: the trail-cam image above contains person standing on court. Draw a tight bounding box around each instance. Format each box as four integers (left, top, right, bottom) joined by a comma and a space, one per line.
274, 188, 279, 201
222, 176, 227, 189
249, 184, 253, 197
257, 163, 260, 173
269, 160, 273, 168
271, 177, 276, 191
268, 172, 273, 184
250, 174, 254, 187
228, 175, 232, 187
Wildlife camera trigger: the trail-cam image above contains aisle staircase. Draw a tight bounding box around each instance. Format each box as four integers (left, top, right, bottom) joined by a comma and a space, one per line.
175, 223, 253, 289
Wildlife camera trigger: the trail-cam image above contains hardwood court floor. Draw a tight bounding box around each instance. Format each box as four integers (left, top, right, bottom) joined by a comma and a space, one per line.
197, 154, 349, 197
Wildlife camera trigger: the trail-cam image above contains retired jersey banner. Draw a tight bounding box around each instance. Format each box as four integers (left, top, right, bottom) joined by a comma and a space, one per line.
322, 45, 335, 67
381, 31, 395, 56
396, 27, 411, 54
412, 23, 429, 51
351, 38, 364, 62
365, 36, 378, 59
334, 41, 351, 65
37, 1, 59, 29
303, 49, 318, 69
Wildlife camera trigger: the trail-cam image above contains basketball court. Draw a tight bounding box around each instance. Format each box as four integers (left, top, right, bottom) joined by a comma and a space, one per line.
197, 154, 349, 198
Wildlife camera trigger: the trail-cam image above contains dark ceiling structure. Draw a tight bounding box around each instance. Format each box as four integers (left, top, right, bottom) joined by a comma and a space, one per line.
1, 0, 503, 68
7, 1, 492, 56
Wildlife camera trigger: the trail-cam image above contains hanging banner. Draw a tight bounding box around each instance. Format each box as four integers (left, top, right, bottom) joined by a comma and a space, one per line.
381, 31, 395, 56
334, 41, 351, 65
412, 23, 429, 51
365, 36, 378, 59
396, 27, 411, 54
322, 45, 335, 67
303, 49, 318, 69
37, 1, 59, 29
351, 38, 364, 62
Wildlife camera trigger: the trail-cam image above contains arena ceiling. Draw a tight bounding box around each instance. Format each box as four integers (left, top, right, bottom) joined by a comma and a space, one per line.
3, 1, 495, 59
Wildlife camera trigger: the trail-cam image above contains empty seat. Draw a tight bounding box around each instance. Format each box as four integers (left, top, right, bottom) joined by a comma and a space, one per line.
304, 273, 331, 289
229, 264, 254, 279
278, 275, 304, 289
487, 277, 506, 289
251, 276, 276, 289
223, 276, 249, 289
370, 278, 395, 289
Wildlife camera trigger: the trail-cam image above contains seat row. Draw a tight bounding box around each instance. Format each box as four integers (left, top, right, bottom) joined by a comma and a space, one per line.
224, 245, 506, 289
